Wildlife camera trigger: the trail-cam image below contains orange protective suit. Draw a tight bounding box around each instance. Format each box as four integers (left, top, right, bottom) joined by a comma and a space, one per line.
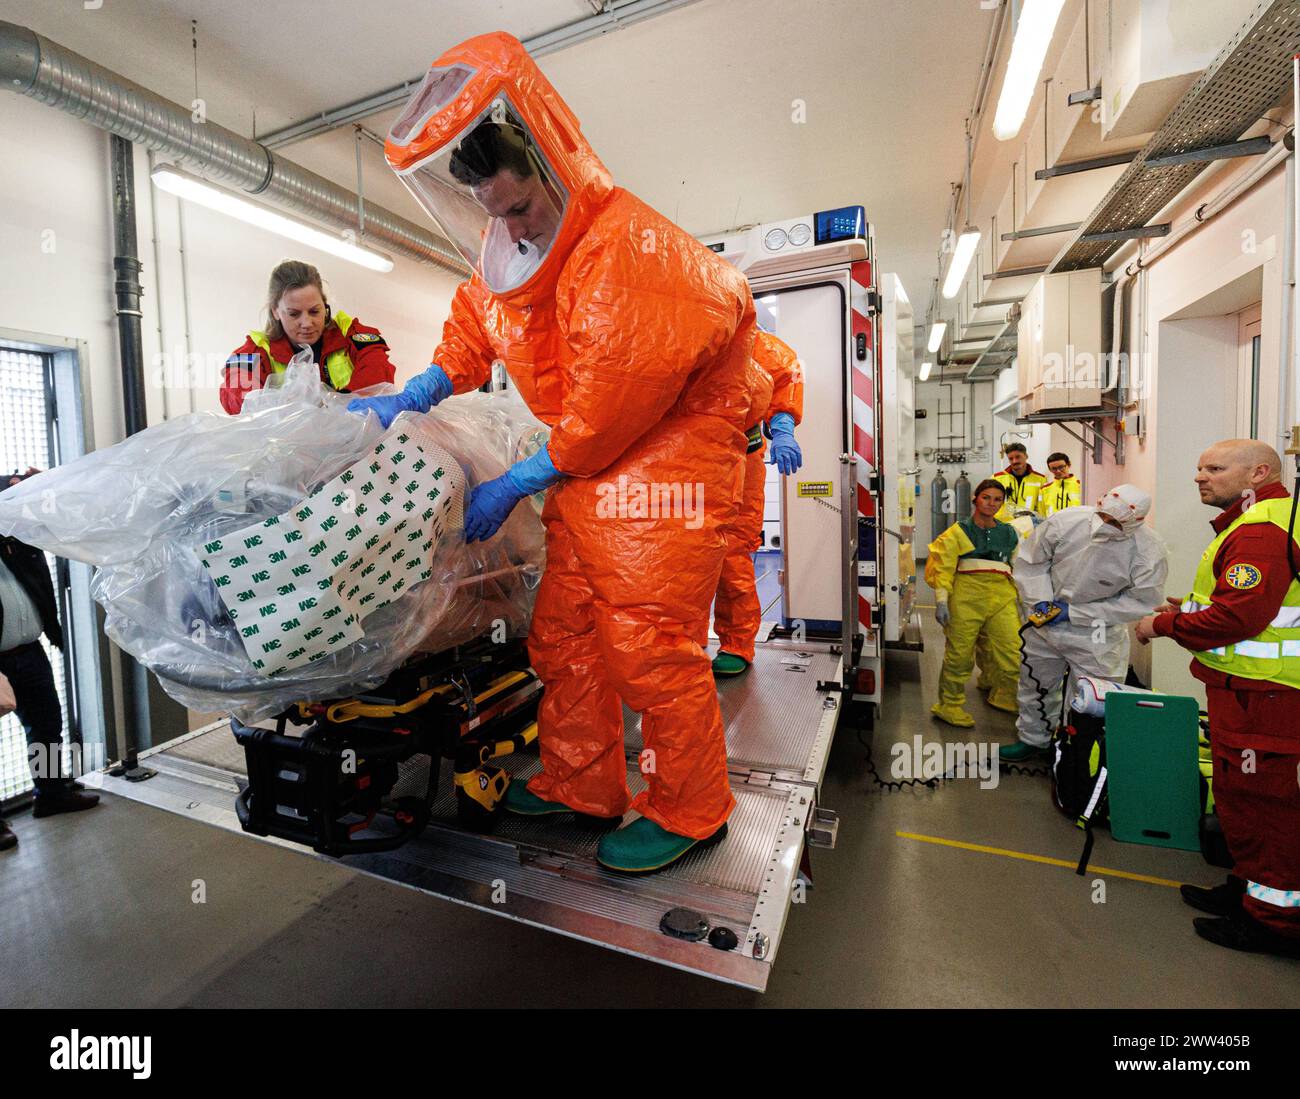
386, 33, 755, 838
712, 332, 804, 662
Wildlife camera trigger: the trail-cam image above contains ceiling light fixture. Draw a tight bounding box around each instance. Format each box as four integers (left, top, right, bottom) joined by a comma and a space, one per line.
992, 0, 1067, 141
942, 129, 982, 299
151, 165, 394, 273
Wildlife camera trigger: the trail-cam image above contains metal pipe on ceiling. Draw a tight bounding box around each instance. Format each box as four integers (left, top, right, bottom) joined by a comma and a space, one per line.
0, 20, 469, 275
259, 0, 704, 150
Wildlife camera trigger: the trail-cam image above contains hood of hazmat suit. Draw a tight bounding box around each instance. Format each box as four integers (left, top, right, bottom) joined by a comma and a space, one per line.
1092, 482, 1152, 539
386, 33, 755, 840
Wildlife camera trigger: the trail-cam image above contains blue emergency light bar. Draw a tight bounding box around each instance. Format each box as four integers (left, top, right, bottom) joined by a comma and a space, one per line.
814, 205, 866, 246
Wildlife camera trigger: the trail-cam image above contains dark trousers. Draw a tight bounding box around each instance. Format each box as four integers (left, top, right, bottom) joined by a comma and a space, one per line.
0, 640, 66, 796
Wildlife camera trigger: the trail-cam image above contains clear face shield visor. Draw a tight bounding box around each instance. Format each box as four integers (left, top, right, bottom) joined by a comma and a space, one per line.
391, 89, 567, 294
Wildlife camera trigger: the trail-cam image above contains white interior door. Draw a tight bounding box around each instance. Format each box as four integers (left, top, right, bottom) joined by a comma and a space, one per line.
755, 282, 847, 628
1236, 303, 1262, 438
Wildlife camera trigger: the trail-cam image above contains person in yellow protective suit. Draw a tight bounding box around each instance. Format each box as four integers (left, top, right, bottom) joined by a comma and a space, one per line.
1038, 451, 1082, 517
994, 442, 1048, 523
927, 479, 1021, 726
973, 443, 1045, 688
350, 32, 754, 875
712, 331, 804, 677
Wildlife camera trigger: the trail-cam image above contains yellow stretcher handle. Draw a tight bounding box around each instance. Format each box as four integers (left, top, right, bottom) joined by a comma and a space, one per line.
314, 669, 532, 724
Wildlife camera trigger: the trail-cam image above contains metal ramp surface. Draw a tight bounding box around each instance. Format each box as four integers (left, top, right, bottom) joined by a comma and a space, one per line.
92, 639, 843, 990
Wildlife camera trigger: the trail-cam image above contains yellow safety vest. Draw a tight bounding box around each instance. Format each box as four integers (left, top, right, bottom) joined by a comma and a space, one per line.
994, 469, 1047, 522
1038, 476, 1082, 517
248, 309, 357, 392
1183, 496, 1300, 688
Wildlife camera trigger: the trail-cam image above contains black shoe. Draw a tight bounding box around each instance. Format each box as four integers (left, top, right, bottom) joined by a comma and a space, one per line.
0, 820, 16, 851
1193, 914, 1300, 959
32, 790, 100, 818
1181, 875, 1246, 917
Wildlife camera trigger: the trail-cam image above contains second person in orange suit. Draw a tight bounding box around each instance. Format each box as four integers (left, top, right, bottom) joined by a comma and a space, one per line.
712, 330, 804, 677
349, 32, 755, 874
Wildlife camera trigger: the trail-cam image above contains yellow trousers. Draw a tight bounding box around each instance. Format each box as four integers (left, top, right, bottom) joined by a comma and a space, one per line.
934, 572, 1020, 722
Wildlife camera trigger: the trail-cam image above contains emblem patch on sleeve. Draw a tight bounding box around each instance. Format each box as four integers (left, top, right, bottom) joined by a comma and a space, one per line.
351, 332, 384, 345
1225, 563, 1262, 590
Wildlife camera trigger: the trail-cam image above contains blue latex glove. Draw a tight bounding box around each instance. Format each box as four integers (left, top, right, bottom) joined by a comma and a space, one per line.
1046, 602, 1070, 626
464, 446, 563, 543
1031, 601, 1053, 618
347, 364, 453, 427
766, 412, 803, 475
935, 600, 951, 628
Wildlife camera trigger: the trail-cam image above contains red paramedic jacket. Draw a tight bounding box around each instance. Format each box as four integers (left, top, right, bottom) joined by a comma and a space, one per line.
220, 315, 396, 414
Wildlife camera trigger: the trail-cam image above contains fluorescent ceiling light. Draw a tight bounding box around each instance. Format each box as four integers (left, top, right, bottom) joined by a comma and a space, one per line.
919, 361, 933, 382
992, 0, 1067, 141
151, 166, 394, 273
927, 321, 947, 354
942, 228, 982, 300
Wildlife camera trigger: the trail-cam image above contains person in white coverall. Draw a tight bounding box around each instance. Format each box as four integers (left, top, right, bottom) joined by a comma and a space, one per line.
1001, 484, 1169, 761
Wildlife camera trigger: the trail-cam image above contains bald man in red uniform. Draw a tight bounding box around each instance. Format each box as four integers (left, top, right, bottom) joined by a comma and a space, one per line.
1137, 439, 1300, 959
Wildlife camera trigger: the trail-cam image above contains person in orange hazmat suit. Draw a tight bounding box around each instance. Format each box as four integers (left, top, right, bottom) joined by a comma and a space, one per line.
348, 32, 755, 873
711, 331, 803, 677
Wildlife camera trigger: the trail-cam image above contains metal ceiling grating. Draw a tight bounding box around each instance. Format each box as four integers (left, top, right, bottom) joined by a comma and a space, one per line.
1048, 0, 1300, 273
966, 312, 1019, 379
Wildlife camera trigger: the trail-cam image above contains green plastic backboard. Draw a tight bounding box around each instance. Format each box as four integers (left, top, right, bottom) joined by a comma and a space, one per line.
1104, 692, 1202, 852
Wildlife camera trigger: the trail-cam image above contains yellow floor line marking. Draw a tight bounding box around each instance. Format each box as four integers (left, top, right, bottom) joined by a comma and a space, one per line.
896, 830, 1185, 888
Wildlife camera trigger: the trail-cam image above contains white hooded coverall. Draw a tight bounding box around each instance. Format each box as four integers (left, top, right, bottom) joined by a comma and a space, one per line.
1013, 485, 1169, 747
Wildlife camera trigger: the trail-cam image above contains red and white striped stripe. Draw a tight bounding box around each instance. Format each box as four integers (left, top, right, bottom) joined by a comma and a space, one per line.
850, 259, 877, 638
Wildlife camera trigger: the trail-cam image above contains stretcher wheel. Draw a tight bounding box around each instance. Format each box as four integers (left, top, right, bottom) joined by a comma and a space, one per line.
455, 766, 509, 833
456, 794, 499, 833
391, 797, 431, 839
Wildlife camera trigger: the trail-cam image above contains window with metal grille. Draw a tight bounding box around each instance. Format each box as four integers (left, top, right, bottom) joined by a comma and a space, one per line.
1, 346, 77, 803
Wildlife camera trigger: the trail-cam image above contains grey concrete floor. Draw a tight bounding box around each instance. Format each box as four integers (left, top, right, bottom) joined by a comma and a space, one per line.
3, 598, 1299, 1008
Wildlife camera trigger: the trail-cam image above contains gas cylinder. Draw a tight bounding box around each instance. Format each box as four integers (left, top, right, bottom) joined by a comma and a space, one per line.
930, 470, 952, 539
954, 470, 972, 522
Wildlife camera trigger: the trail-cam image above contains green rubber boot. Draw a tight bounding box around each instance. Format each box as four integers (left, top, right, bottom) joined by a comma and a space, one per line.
596, 817, 729, 874
502, 782, 573, 816
502, 781, 621, 829
999, 740, 1050, 763
711, 652, 751, 677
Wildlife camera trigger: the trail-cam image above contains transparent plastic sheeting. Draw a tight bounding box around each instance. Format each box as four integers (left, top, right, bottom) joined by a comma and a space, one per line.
0, 367, 547, 722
